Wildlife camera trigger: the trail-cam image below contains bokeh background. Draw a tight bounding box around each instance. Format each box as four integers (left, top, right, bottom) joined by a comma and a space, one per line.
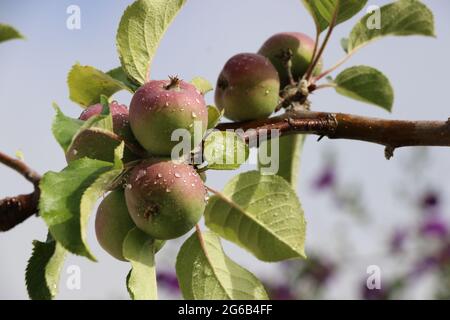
1, 0, 450, 299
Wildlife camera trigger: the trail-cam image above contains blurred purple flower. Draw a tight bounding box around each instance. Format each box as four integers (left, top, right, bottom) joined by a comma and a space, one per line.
312, 166, 336, 191
390, 229, 408, 253
419, 215, 448, 239
421, 191, 440, 212
308, 260, 335, 286
280, 261, 294, 270
410, 256, 439, 278
361, 284, 388, 300
437, 243, 450, 266
269, 284, 295, 300
157, 271, 180, 293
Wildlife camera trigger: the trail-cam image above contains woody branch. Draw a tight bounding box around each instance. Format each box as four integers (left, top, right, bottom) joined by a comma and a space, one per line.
2, 110, 450, 231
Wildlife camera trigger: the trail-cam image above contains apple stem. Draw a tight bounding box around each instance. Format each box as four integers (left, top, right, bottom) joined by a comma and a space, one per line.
312, 46, 361, 83
164, 76, 181, 90
304, 26, 321, 83
305, 0, 340, 82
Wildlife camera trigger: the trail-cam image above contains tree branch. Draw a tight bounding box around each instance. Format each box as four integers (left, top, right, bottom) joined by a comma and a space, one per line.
0, 192, 40, 231
216, 110, 450, 157
2, 109, 450, 231
0, 151, 41, 231
0, 151, 41, 186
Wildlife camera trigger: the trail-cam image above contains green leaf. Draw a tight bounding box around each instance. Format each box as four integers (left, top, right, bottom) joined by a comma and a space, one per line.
25, 235, 66, 300
0, 23, 24, 43
112, 142, 126, 168
51, 103, 84, 152
203, 131, 249, 170
123, 227, 157, 300
205, 171, 307, 262
78, 144, 125, 259
67, 63, 130, 107
39, 158, 114, 260
107, 66, 140, 92
176, 230, 268, 300
347, 0, 435, 53
258, 135, 306, 188
15, 150, 25, 161
65, 128, 122, 163
99, 95, 110, 113
340, 37, 349, 53
334, 65, 394, 111
207, 105, 223, 130
301, 0, 368, 33
191, 77, 213, 95
116, 0, 186, 85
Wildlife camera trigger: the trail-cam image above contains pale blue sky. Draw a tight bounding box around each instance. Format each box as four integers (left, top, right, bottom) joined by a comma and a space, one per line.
1, 0, 450, 299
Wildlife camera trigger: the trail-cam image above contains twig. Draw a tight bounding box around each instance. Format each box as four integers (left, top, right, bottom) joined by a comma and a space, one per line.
205, 185, 220, 195
306, 0, 340, 81
216, 110, 450, 153
311, 83, 336, 91
195, 224, 206, 249
304, 26, 321, 82
312, 48, 359, 83
0, 151, 41, 186
0, 192, 39, 231
277, 49, 296, 86
194, 224, 216, 279
0, 151, 41, 231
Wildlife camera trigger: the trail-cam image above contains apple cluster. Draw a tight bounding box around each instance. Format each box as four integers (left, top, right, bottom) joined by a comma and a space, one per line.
72, 77, 207, 260
75, 32, 318, 261
215, 32, 321, 121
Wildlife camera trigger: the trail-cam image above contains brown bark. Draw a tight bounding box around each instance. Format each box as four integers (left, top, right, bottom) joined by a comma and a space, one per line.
217, 110, 450, 158
0, 192, 39, 231
2, 110, 450, 231
0, 151, 41, 231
